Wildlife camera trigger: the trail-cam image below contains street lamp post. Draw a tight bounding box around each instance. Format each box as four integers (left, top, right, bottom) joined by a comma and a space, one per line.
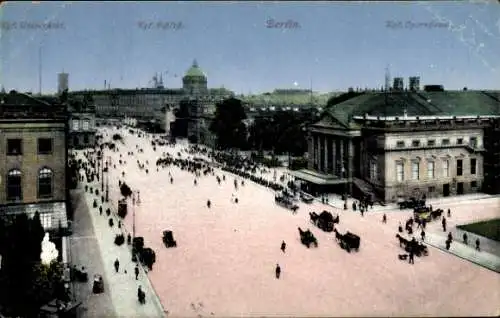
132, 190, 140, 240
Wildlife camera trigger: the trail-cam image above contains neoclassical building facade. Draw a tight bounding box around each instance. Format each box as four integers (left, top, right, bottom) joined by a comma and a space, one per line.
292, 90, 500, 202
0, 91, 69, 231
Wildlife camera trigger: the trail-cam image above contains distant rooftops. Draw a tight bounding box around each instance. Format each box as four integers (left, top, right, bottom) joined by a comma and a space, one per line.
324, 90, 500, 128
0, 90, 67, 119
353, 114, 500, 121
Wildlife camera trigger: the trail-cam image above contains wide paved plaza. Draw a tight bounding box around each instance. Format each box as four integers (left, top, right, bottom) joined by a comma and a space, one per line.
76, 126, 500, 317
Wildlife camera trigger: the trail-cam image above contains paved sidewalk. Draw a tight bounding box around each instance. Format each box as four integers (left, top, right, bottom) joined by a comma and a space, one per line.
82, 174, 166, 317
423, 231, 500, 273
322, 193, 499, 212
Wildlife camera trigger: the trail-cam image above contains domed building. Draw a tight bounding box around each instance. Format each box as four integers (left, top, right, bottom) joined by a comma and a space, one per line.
69, 59, 234, 142
182, 59, 208, 96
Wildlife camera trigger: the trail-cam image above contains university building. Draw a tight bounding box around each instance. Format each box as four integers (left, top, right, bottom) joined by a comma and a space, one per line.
0, 91, 69, 231
292, 89, 500, 202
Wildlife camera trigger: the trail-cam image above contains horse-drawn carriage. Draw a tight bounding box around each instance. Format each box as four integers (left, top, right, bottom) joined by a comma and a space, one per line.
300, 192, 314, 204
414, 207, 443, 222
334, 229, 360, 252
162, 230, 177, 248
309, 211, 339, 232
275, 194, 299, 212
398, 197, 426, 210
298, 227, 318, 248
92, 274, 104, 294
70, 266, 88, 282
396, 234, 429, 256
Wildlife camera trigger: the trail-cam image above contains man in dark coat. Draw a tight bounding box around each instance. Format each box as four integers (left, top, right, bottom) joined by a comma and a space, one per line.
280, 241, 286, 253
275, 264, 281, 279
114, 258, 120, 273
135, 264, 139, 280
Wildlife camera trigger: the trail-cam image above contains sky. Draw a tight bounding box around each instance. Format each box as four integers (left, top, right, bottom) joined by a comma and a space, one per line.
0, 1, 499, 94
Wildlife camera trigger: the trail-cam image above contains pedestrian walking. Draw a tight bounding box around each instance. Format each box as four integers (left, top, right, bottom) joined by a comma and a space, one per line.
447, 209, 451, 217
275, 264, 281, 279
409, 249, 415, 264
475, 238, 481, 251
421, 230, 425, 241
281, 241, 286, 253
114, 258, 120, 273
442, 217, 447, 232
135, 264, 139, 280
382, 214, 387, 223
463, 232, 468, 245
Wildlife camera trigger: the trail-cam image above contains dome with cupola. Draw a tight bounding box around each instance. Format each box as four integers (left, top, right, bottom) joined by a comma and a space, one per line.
183, 59, 206, 79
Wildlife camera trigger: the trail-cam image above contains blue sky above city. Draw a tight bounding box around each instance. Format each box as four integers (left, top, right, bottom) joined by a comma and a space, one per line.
1, 1, 499, 94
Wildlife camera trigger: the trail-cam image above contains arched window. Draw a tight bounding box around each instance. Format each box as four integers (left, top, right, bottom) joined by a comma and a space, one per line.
7, 169, 22, 200
38, 168, 53, 198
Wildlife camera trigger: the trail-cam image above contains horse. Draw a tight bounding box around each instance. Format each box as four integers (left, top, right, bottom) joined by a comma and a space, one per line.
333, 228, 343, 242
396, 234, 409, 247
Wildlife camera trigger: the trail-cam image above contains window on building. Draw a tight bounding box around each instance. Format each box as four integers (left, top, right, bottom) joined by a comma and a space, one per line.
84, 134, 89, 144
396, 141, 405, 148
428, 186, 436, 193
442, 139, 450, 146
457, 138, 463, 145
6, 169, 22, 200
471, 181, 478, 189
72, 119, 79, 131
427, 161, 435, 179
37, 138, 53, 154
83, 119, 90, 130
370, 161, 378, 182
457, 159, 463, 176
427, 139, 436, 146
396, 161, 404, 182
443, 160, 450, 177
470, 158, 477, 175
469, 137, 477, 148
38, 168, 53, 198
7, 139, 22, 155
412, 161, 420, 180
40, 213, 52, 229
412, 140, 420, 147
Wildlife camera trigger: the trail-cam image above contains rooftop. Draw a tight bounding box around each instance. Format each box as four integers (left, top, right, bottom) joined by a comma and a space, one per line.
323, 90, 500, 128
242, 91, 339, 107
0, 91, 67, 119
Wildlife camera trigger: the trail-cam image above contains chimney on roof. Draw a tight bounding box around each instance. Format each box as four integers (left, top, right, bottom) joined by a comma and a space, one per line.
393, 77, 404, 91
409, 76, 420, 91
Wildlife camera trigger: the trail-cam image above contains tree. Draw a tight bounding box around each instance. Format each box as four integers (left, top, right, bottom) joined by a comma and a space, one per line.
209, 97, 247, 149
0, 213, 62, 317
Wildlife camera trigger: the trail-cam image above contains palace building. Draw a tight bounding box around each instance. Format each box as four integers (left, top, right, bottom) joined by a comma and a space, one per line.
291, 89, 500, 202
0, 91, 69, 231
69, 60, 234, 135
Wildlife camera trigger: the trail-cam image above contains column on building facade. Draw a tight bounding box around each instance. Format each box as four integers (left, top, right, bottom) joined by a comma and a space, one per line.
307, 134, 314, 170
348, 138, 354, 194
323, 135, 329, 173
332, 138, 337, 176
340, 139, 345, 178
316, 135, 321, 170
319, 135, 324, 172
347, 139, 354, 179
